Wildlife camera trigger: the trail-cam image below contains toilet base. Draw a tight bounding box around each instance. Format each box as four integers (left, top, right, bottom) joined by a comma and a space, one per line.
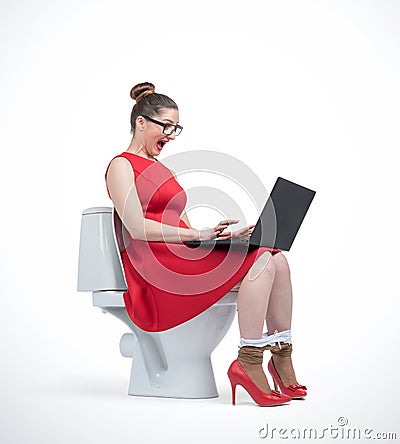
119, 330, 219, 398
128, 352, 219, 399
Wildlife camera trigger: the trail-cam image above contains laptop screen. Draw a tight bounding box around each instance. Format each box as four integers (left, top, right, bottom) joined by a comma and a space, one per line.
250, 177, 316, 250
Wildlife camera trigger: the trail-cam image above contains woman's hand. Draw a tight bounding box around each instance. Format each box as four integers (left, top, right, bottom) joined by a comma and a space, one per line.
196, 219, 239, 241
230, 224, 256, 239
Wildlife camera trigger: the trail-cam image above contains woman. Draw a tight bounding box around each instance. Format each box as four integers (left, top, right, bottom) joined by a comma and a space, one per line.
105, 82, 307, 407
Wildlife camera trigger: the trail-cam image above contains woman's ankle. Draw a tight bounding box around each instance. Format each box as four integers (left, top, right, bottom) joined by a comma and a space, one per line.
239, 361, 272, 393
272, 355, 298, 386
237, 344, 272, 393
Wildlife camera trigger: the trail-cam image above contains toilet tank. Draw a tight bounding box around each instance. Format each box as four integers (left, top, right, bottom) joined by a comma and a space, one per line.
77, 207, 127, 292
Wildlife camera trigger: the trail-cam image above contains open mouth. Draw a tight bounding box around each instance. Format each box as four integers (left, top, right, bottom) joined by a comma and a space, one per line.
156, 140, 168, 150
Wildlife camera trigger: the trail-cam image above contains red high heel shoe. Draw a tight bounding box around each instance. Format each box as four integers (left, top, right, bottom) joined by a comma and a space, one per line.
227, 360, 292, 406
267, 357, 307, 399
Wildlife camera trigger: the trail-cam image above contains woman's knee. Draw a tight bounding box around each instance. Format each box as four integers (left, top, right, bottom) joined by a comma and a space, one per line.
248, 251, 275, 281
273, 252, 291, 277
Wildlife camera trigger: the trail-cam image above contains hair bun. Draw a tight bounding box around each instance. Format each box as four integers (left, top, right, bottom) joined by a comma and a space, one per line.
130, 82, 155, 102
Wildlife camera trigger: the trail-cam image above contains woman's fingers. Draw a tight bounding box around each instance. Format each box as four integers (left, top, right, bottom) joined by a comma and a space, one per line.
216, 230, 232, 240
220, 219, 239, 225
216, 219, 238, 228
214, 219, 239, 233
209, 220, 256, 240
228, 224, 256, 238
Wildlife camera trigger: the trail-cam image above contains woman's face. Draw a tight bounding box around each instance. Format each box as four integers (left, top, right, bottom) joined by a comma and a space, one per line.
137, 107, 180, 158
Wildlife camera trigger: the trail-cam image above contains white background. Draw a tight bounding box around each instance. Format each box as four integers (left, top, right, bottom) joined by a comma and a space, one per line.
1, 0, 399, 443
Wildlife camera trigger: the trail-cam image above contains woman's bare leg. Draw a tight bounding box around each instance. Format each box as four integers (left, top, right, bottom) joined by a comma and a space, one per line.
266, 253, 292, 332
265, 252, 298, 386
236, 252, 275, 392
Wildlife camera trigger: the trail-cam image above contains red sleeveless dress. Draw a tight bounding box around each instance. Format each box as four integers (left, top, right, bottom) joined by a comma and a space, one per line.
105, 151, 281, 332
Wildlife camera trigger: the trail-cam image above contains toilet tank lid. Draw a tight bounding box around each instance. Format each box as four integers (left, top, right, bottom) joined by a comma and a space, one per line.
82, 206, 113, 215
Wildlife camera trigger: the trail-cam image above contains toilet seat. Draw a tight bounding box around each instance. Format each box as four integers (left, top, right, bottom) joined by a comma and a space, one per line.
92, 289, 238, 310
92, 290, 125, 308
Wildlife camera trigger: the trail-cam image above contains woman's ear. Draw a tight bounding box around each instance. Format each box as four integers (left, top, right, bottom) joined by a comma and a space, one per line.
136, 116, 146, 131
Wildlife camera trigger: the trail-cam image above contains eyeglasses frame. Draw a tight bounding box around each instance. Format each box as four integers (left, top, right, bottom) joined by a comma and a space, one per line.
141, 115, 183, 136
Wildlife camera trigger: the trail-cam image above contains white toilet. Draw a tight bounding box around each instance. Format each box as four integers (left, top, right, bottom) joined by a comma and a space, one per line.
77, 206, 238, 398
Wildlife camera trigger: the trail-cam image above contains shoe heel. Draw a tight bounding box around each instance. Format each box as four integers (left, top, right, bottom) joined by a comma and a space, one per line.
228, 360, 291, 407
230, 380, 237, 405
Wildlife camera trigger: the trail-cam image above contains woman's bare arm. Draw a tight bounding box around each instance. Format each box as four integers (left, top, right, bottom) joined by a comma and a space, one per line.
106, 157, 198, 243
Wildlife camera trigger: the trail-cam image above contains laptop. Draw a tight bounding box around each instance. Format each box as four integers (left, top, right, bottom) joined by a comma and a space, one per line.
184, 177, 316, 251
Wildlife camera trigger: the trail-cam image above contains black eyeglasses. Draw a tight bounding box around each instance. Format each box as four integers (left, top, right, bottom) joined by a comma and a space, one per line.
141, 115, 183, 136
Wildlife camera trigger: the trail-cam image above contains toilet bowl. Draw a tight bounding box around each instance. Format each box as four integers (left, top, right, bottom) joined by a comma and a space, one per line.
77, 206, 238, 398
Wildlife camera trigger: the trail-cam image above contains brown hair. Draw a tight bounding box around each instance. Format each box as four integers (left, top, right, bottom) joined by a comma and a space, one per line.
130, 82, 178, 134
